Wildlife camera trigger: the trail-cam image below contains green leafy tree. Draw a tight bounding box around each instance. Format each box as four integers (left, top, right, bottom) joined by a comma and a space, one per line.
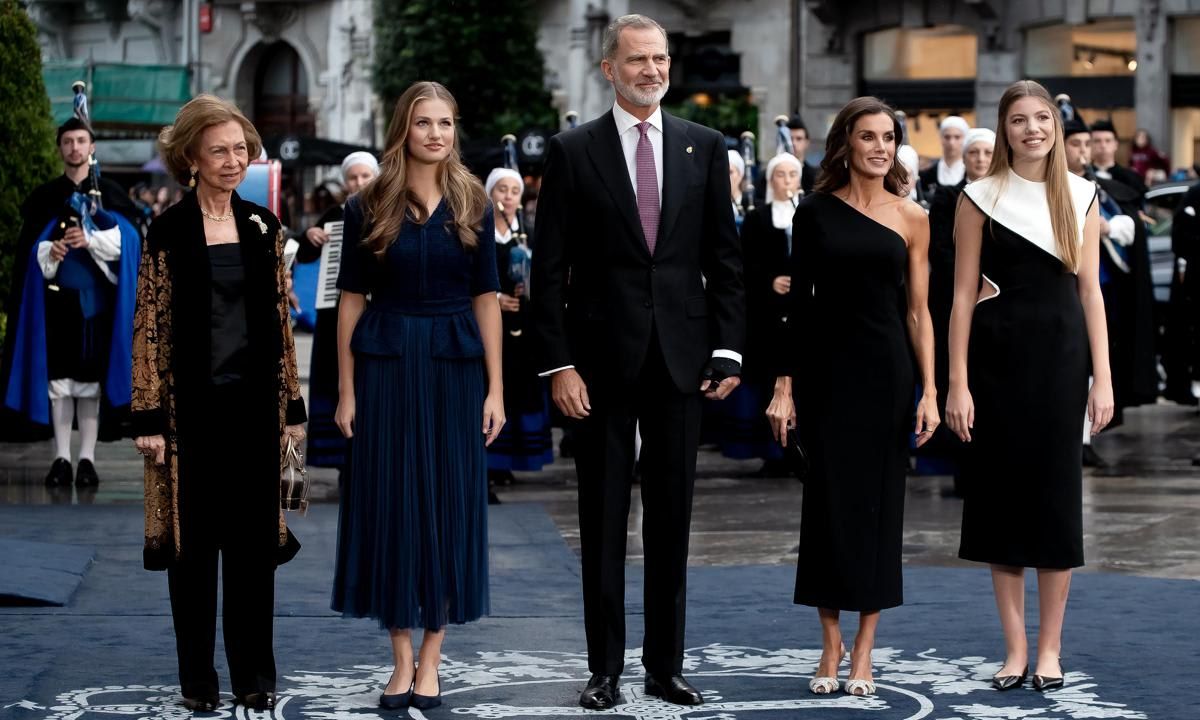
373, 0, 557, 143
0, 0, 58, 329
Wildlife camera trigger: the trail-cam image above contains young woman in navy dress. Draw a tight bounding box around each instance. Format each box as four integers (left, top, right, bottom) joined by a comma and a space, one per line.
330, 81, 505, 711
946, 80, 1113, 692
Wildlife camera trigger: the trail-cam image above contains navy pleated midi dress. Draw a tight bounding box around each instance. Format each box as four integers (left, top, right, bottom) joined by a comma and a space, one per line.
331, 196, 498, 630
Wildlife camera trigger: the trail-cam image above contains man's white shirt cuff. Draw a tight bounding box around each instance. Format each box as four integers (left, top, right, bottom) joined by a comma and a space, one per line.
712, 349, 742, 365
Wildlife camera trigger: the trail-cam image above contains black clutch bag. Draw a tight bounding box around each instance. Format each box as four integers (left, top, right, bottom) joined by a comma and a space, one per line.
785, 427, 810, 481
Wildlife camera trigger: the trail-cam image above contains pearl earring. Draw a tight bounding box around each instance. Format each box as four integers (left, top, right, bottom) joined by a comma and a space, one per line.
188, 169, 197, 188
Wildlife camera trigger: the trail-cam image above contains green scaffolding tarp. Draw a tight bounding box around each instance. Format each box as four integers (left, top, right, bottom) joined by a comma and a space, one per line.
43, 62, 190, 128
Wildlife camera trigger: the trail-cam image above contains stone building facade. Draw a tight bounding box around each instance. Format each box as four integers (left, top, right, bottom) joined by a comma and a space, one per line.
544, 0, 1200, 169
26, 0, 379, 155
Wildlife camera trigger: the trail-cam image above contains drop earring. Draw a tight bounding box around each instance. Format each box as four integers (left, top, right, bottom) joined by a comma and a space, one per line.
843, 158, 848, 169
188, 169, 197, 188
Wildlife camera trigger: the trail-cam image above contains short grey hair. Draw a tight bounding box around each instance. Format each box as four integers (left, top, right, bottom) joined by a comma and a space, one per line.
602, 14, 668, 60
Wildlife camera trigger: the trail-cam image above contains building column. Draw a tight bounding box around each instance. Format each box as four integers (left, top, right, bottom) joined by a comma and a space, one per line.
1135, 1, 1169, 154
975, 51, 1019, 131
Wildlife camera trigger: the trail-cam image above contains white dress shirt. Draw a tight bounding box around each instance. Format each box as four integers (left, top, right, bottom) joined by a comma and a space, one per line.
612, 102, 663, 208
539, 103, 742, 376
38, 224, 123, 284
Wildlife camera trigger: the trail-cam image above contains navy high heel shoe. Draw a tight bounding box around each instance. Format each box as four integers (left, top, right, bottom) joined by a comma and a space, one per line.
410, 670, 441, 711
379, 679, 414, 709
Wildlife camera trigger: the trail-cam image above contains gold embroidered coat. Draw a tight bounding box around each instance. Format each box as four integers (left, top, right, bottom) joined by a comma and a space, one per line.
132, 191, 307, 570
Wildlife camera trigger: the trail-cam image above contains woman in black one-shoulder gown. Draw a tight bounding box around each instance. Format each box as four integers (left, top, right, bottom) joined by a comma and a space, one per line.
768, 97, 938, 698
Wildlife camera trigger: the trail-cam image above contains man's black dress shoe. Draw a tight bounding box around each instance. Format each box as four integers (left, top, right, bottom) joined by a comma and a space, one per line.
45, 458, 72, 487
579, 674, 620, 710
644, 674, 703, 706
75, 458, 99, 487
236, 692, 276, 710
991, 666, 1027, 691
181, 696, 219, 713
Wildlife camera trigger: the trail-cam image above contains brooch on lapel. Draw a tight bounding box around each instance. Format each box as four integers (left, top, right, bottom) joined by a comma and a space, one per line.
249, 214, 268, 235
686, 146, 694, 154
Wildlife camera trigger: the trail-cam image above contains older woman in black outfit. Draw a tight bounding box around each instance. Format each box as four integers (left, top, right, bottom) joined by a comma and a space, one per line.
767, 97, 938, 697
132, 94, 307, 713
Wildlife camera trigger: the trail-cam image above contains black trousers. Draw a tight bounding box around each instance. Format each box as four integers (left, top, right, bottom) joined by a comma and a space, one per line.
574, 332, 701, 676
168, 382, 279, 699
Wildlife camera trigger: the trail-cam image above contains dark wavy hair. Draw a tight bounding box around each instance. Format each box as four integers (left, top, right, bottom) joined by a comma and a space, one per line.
814, 96, 908, 196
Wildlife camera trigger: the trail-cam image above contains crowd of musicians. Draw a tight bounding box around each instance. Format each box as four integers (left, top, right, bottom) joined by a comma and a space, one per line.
0, 10, 1196, 712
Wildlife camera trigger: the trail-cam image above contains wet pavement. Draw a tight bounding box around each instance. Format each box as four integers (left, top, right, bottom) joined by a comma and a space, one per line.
2, 333, 1198, 580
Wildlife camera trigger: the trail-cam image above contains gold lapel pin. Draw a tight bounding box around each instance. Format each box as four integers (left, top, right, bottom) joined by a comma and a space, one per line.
686, 146, 694, 154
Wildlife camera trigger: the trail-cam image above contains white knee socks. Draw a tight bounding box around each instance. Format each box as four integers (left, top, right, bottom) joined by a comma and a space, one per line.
51, 397, 75, 461
76, 397, 100, 462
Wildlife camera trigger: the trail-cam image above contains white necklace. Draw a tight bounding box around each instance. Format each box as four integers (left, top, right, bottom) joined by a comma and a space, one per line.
201, 207, 234, 222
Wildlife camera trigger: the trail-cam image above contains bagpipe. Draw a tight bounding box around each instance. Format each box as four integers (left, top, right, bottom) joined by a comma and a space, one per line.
500, 132, 531, 304
3, 81, 141, 426
1057, 93, 1132, 275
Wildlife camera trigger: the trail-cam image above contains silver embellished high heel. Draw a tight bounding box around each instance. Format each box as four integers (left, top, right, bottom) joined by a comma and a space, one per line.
808, 643, 846, 695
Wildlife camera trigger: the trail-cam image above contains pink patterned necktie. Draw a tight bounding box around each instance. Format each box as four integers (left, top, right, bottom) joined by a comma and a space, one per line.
635, 121, 659, 255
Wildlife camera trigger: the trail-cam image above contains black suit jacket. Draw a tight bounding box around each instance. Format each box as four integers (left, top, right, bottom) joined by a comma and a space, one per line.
532, 109, 745, 393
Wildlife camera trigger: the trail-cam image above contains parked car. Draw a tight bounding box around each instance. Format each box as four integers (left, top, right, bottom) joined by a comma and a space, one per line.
1145, 180, 1192, 303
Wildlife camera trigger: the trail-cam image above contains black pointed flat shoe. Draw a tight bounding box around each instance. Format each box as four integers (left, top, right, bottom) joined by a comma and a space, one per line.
1033, 659, 1064, 692
992, 666, 1028, 691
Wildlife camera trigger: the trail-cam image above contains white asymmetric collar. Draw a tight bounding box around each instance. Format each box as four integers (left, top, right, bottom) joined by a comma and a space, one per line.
963, 169, 1096, 263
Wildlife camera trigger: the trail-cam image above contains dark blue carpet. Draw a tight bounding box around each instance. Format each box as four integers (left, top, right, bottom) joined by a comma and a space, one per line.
0, 539, 93, 606
0, 503, 1194, 720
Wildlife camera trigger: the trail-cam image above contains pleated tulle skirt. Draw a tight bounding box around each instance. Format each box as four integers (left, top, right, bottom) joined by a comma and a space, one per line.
331, 315, 489, 630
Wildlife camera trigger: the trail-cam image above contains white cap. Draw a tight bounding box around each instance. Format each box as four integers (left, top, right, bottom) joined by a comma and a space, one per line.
964, 127, 996, 151
764, 152, 804, 203
940, 116, 970, 135
728, 149, 745, 177
485, 167, 524, 198
341, 151, 379, 179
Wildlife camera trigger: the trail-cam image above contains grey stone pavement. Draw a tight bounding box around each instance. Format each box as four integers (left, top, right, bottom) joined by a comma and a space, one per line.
2, 332, 1198, 580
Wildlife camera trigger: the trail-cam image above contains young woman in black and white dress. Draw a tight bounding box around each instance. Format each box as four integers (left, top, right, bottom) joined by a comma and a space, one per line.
945, 80, 1114, 692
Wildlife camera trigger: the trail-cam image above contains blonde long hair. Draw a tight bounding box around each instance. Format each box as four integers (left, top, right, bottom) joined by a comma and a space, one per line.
988, 80, 1080, 272
359, 81, 486, 253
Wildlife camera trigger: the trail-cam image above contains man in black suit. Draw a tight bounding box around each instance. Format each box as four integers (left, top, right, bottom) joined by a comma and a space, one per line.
531, 13, 745, 711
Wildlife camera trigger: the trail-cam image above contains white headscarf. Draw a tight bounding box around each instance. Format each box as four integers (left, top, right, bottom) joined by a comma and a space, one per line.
939, 116, 969, 136
964, 127, 996, 152
728, 149, 746, 177
764, 152, 804, 204
340, 151, 379, 179
485, 167, 524, 198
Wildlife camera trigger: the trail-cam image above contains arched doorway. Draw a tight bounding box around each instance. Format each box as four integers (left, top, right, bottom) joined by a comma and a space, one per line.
253, 41, 315, 137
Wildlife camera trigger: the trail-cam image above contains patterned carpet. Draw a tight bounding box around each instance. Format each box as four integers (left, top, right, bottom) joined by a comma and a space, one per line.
0, 503, 1194, 720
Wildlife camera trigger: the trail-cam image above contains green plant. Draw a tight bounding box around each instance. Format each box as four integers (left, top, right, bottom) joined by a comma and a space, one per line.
373, 0, 557, 142
665, 93, 758, 139
0, 0, 58, 320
